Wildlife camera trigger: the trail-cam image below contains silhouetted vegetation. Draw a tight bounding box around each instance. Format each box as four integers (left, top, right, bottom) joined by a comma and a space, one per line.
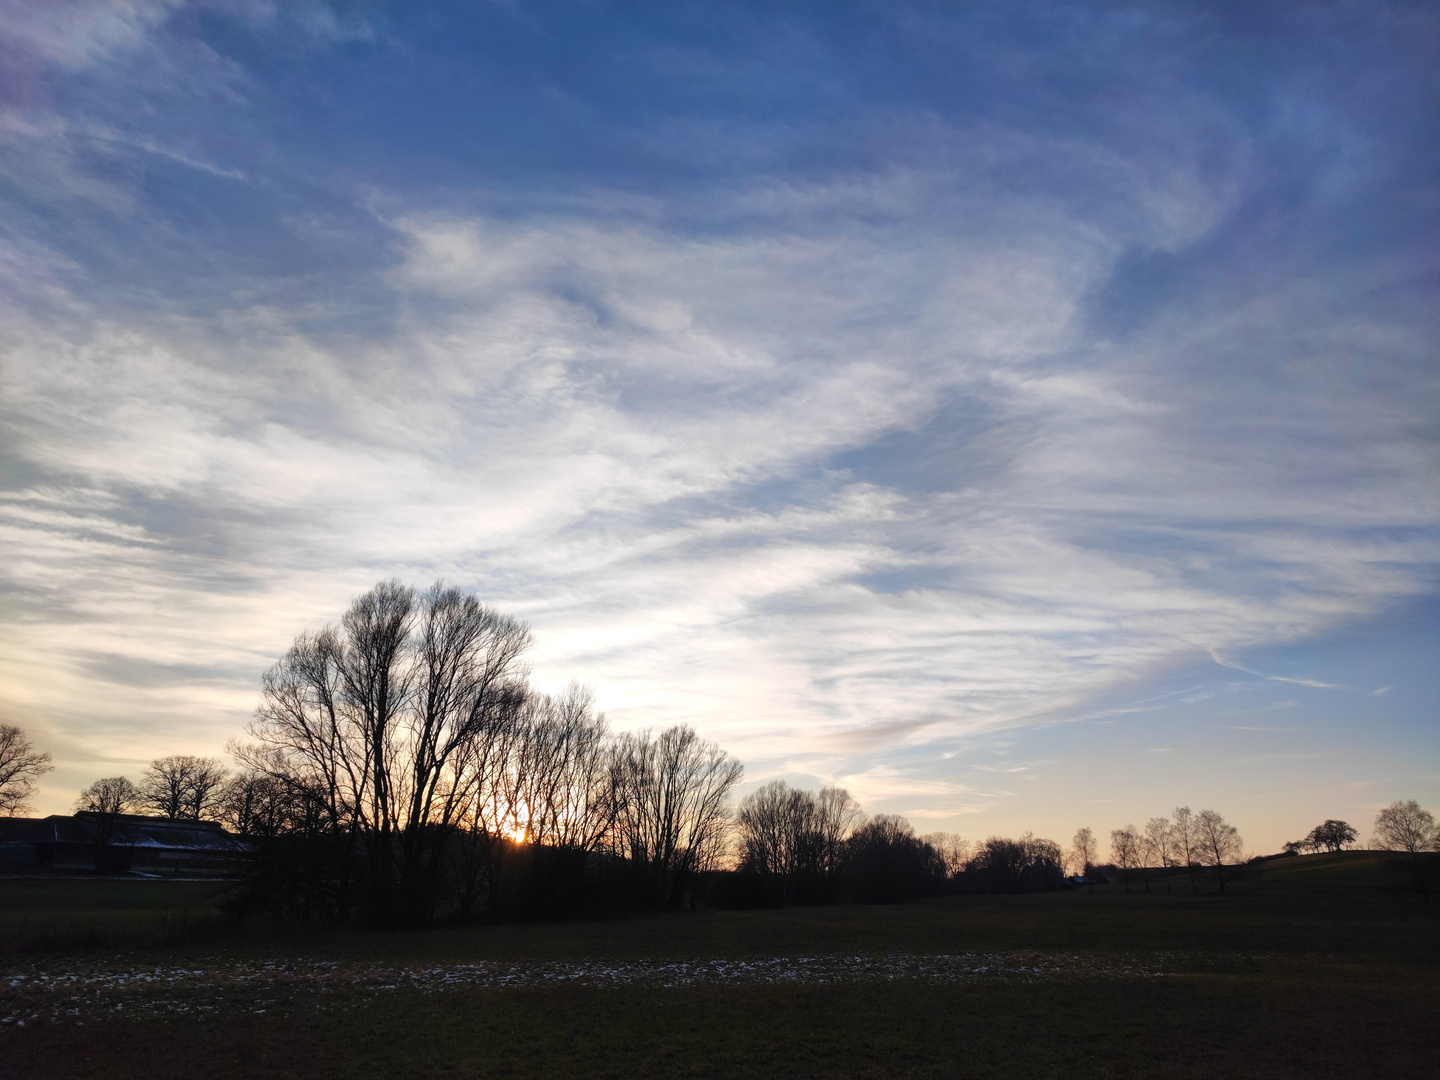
0, 725, 52, 817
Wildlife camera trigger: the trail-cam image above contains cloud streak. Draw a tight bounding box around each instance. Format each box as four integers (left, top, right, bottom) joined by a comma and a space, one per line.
0, 2, 1435, 830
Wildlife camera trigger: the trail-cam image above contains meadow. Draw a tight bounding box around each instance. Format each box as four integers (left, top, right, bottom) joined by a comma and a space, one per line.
1, 853, 1436, 1079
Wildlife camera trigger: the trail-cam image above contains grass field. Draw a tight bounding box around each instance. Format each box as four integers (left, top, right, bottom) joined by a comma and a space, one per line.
1, 853, 1436, 1078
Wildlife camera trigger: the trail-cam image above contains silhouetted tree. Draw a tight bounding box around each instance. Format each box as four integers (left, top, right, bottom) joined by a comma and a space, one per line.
218, 770, 309, 837
138, 755, 229, 820
1069, 826, 1097, 877
1195, 808, 1243, 893
922, 832, 971, 882
76, 776, 137, 816
0, 725, 52, 816
737, 781, 862, 904
75, 777, 139, 872
235, 580, 533, 925
963, 833, 1064, 895
846, 815, 940, 902
1171, 806, 1202, 893
1373, 800, 1438, 902
1110, 825, 1142, 893
608, 725, 743, 910
1144, 816, 1174, 891
1304, 819, 1357, 854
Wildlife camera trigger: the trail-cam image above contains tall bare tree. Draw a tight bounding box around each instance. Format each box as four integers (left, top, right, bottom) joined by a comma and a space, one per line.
1110, 825, 1142, 893
0, 725, 52, 816
737, 781, 863, 903
237, 580, 533, 925
1144, 816, 1173, 891
1195, 808, 1243, 893
1070, 826, 1097, 877
609, 725, 743, 909
1171, 806, 1202, 893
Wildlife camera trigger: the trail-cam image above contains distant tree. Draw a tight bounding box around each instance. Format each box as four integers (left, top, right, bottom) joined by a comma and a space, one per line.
846, 815, 942, 902
1372, 800, 1439, 902
609, 725, 743, 910
1110, 825, 1142, 893
218, 770, 309, 837
1144, 816, 1173, 891
922, 832, 971, 881
76, 776, 138, 816
1020, 832, 1065, 886
1195, 809, 1244, 893
966, 833, 1065, 895
0, 725, 53, 816
1171, 806, 1203, 893
737, 781, 863, 904
75, 776, 139, 870
1070, 826, 1097, 877
1304, 819, 1357, 854
138, 755, 229, 820
1371, 801, 1435, 855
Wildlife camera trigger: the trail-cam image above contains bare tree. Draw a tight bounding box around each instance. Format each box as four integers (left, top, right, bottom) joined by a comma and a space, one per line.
218, 770, 310, 837
75, 776, 139, 868
922, 832, 971, 880
609, 724, 743, 909
967, 833, 1066, 894
1144, 816, 1173, 891
1171, 806, 1202, 893
76, 776, 138, 816
1195, 808, 1243, 893
1373, 800, 1438, 901
737, 780, 805, 889
811, 786, 865, 891
1373, 800, 1437, 854
1110, 825, 1141, 893
0, 725, 53, 816
237, 580, 533, 925
1070, 826, 1097, 877
508, 684, 614, 851
138, 755, 229, 819
737, 781, 863, 903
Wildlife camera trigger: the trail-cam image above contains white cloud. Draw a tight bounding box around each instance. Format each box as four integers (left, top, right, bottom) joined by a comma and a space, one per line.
0, 5, 1435, 825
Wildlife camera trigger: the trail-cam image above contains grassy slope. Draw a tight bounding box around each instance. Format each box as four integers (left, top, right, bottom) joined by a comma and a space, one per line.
1, 854, 1436, 1079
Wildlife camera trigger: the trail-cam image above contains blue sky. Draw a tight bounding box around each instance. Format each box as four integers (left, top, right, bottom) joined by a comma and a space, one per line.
1, 0, 1436, 851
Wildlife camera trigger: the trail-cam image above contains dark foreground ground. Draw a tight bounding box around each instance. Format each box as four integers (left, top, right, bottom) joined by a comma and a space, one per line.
1, 853, 1436, 1079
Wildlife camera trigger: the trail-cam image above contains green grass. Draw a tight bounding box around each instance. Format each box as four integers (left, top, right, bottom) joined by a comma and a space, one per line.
1, 854, 1436, 1079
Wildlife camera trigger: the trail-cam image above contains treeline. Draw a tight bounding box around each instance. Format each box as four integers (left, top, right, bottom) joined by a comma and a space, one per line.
66, 583, 742, 926
11, 581, 1440, 923
1097, 808, 1245, 893
226, 581, 742, 926
725, 781, 1068, 905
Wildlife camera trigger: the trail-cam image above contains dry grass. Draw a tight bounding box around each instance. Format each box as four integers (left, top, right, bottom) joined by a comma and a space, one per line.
1, 853, 1436, 1078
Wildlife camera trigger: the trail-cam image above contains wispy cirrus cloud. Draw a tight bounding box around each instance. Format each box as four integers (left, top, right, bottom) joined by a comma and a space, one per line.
0, 1, 1435, 835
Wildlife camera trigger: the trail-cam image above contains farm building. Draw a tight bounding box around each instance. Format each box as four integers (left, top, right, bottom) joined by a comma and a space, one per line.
0, 812, 246, 876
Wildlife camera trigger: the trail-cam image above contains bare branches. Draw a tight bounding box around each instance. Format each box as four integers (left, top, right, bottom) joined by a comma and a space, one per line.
737, 781, 862, 903
1069, 827, 1097, 877
610, 725, 743, 909
0, 725, 52, 816
76, 776, 137, 816
137, 756, 228, 820
1195, 809, 1243, 893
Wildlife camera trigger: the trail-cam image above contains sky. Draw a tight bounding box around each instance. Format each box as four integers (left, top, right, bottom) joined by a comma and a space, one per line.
0, 0, 1436, 853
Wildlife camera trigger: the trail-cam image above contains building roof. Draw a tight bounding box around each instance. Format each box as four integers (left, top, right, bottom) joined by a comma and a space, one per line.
0, 813, 244, 852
